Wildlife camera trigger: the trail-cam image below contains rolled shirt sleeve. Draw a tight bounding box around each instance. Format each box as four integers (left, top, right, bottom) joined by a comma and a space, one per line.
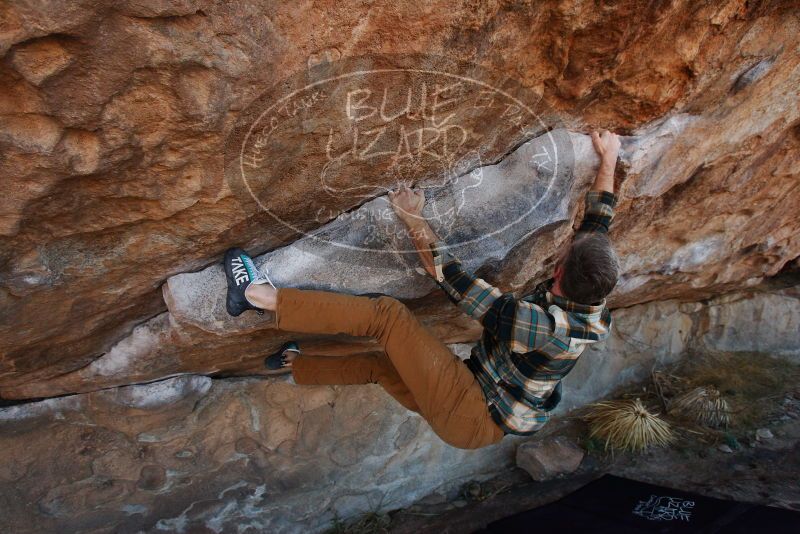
578, 191, 617, 233
429, 240, 503, 322
429, 241, 549, 353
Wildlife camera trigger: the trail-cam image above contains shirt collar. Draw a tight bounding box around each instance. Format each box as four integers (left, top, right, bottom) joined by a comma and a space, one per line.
529, 278, 606, 317
546, 291, 606, 316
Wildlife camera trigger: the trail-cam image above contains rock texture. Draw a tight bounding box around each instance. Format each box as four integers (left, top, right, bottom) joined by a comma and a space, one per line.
1, 285, 798, 533
1, 374, 515, 533
1, 2, 799, 530
1, 0, 799, 399
515, 436, 585, 481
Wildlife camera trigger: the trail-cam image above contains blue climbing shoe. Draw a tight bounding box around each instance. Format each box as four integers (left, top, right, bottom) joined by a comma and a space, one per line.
264, 341, 301, 375
224, 247, 274, 317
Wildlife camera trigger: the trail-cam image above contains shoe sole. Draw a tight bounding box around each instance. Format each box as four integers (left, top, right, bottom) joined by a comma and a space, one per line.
224, 247, 249, 317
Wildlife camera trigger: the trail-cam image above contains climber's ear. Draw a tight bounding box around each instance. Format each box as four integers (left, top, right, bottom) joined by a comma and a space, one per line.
553, 245, 569, 282
553, 261, 564, 282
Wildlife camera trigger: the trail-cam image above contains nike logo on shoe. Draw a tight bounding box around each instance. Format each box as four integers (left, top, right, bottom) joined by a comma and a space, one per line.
230, 256, 250, 286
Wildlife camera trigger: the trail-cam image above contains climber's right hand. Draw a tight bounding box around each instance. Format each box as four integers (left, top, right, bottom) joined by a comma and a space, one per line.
590, 130, 621, 167
590, 130, 619, 194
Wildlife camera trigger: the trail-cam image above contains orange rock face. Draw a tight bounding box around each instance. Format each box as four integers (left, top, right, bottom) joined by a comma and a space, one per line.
1, 1, 799, 399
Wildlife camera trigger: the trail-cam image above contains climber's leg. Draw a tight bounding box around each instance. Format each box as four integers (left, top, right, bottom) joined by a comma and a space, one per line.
273, 287, 505, 449
291, 351, 421, 413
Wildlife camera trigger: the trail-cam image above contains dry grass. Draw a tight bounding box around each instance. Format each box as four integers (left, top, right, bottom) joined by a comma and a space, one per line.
585, 398, 674, 452
669, 386, 732, 428
655, 351, 799, 431
582, 351, 800, 456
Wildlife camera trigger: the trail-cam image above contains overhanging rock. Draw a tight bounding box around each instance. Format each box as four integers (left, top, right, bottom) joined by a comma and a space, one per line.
165, 130, 602, 335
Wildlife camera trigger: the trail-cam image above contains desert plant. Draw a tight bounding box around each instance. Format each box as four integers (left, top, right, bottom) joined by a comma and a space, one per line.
669, 386, 731, 428
585, 398, 674, 452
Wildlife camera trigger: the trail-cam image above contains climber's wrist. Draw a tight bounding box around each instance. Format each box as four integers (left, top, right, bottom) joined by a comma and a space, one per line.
399, 214, 425, 229
600, 155, 617, 172
596, 166, 615, 184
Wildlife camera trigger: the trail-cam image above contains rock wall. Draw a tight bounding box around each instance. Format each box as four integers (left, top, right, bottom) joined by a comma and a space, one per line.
1, 2, 799, 531
2, 284, 798, 533
1, 0, 799, 399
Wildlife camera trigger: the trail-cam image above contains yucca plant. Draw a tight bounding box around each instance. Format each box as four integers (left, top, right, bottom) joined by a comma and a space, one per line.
585, 398, 674, 452
669, 386, 731, 428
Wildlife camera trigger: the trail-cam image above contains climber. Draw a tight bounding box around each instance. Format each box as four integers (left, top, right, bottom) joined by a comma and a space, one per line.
222, 130, 621, 450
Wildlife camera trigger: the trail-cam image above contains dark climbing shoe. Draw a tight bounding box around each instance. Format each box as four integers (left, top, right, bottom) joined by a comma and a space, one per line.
224, 247, 273, 317
264, 341, 301, 375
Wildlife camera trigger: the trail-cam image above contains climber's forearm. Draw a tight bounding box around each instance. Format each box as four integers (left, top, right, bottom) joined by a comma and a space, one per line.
405, 219, 439, 278
590, 159, 616, 194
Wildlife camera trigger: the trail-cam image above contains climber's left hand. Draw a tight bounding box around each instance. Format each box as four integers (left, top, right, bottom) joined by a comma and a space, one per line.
389, 184, 425, 227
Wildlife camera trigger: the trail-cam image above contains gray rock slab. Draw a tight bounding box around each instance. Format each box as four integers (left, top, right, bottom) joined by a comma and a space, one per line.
699, 288, 800, 362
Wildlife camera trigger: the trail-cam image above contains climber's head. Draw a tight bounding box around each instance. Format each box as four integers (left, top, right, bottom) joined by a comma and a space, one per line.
553, 232, 619, 305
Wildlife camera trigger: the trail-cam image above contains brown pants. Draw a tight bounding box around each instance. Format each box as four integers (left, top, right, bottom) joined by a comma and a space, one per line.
275, 288, 506, 449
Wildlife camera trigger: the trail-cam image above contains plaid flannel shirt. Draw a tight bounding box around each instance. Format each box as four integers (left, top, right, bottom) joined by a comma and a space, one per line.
430, 191, 617, 436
